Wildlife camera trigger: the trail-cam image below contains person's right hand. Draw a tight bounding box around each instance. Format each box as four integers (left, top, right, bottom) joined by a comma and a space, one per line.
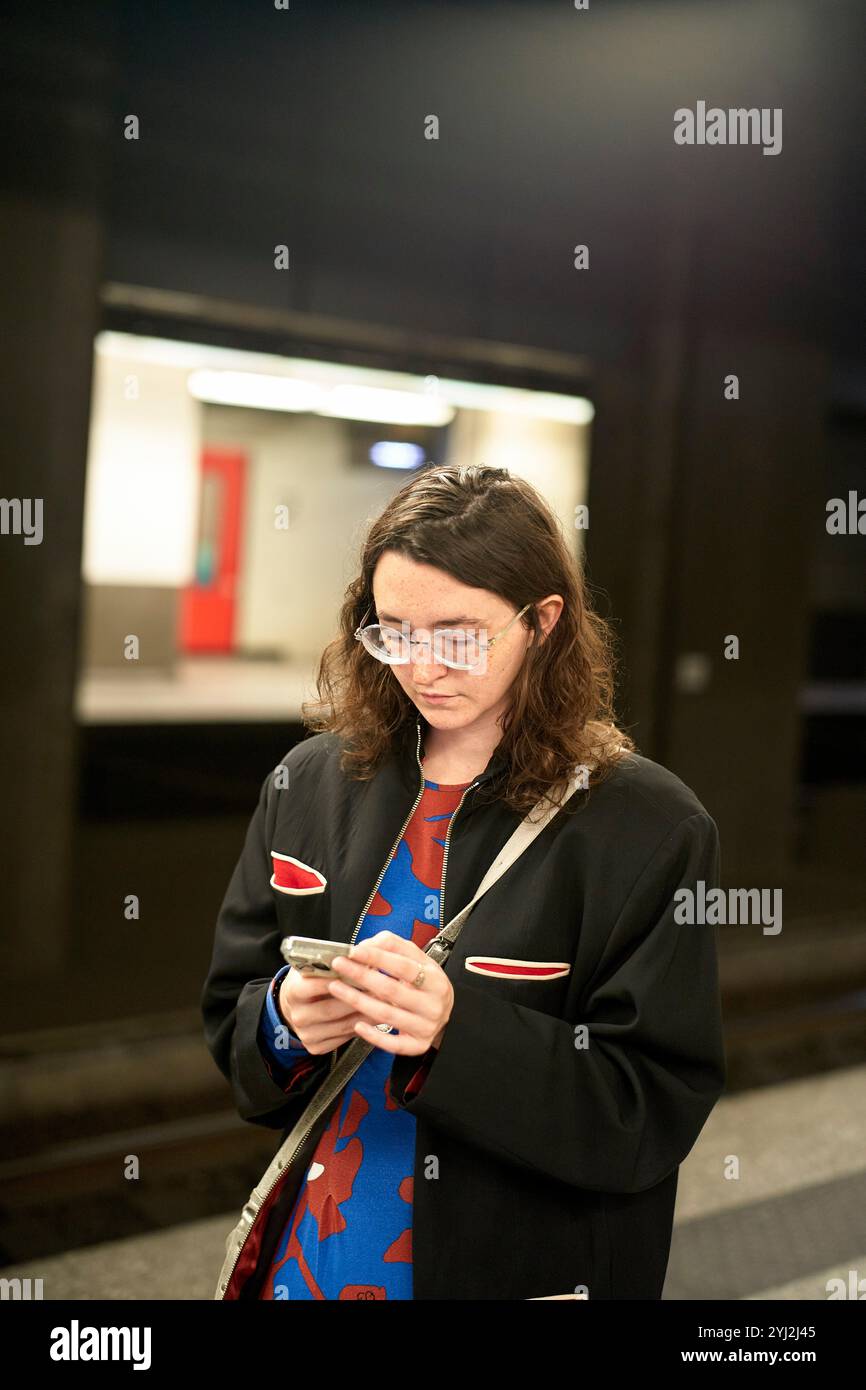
278, 964, 365, 1054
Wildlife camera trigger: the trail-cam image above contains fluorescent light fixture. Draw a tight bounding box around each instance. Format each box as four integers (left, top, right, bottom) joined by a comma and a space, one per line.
432, 377, 595, 425
187, 370, 321, 413
96, 332, 593, 426
369, 441, 427, 469
319, 385, 452, 426
187, 369, 453, 426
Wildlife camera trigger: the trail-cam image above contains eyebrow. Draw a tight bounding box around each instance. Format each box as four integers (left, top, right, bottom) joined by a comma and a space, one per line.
377, 612, 483, 626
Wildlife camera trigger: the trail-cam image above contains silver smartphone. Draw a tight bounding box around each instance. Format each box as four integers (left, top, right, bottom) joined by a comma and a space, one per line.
280, 934, 353, 978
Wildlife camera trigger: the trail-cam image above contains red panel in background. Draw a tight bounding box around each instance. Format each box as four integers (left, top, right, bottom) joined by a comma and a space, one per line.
179, 447, 247, 653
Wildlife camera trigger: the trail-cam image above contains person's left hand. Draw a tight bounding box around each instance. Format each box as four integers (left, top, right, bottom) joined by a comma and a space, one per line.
327, 930, 453, 1056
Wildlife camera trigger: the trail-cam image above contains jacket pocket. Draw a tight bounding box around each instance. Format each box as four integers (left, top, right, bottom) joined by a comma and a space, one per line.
464, 955, 571, 981
270, 851, 328, 895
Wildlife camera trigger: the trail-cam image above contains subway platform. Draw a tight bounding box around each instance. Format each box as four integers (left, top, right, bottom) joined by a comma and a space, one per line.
2, 1061, 864, 1301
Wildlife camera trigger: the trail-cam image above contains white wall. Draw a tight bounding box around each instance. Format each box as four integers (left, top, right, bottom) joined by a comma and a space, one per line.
447, 409, 589, 563
82, 347, 200, 586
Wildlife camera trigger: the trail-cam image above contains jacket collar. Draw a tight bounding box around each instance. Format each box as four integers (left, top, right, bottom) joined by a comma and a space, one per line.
401, 712, 508, 794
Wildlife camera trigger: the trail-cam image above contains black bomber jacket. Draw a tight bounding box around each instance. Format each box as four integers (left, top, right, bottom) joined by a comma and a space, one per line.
200, 714, 727, 1300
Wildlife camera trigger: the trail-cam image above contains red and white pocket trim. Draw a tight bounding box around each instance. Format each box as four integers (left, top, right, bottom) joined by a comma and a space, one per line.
270, 852, 328, 895
464, 956, 571, 981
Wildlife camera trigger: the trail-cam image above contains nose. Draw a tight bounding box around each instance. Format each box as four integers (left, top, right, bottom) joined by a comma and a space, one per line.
411, 655, 449, 682
409, 643, 450, 682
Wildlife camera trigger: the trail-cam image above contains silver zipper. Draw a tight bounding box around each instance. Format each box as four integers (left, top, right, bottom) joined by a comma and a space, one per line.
219, 718, 458, 1298
439, 778, 479, 932
348, 719, 427, 948
348, 714, 480, 939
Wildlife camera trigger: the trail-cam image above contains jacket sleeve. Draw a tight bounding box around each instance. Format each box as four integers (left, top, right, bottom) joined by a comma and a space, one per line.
257, 965, 327, 1100
200, 766, 332, 1129
387, 810, 726, 1193
260, 965, 314, 1063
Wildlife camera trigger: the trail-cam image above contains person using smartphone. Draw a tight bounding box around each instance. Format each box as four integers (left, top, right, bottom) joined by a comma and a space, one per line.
201, 462, 726, 1300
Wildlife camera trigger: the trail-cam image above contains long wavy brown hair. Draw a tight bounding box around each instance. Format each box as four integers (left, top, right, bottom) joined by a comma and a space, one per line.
301, 463, 636, 815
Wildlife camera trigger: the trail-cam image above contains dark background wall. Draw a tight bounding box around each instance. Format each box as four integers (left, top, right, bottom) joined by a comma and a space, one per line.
1, 0, 864, 1022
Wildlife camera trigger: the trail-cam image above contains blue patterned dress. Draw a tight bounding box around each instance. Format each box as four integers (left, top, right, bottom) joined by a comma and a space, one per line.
255, 776, 470, 1300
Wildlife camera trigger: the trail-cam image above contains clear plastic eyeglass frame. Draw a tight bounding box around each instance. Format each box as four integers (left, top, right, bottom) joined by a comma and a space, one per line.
353, 602, 533, 673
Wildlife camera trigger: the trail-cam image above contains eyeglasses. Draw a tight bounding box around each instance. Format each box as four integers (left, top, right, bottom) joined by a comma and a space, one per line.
354, 602, 533, 671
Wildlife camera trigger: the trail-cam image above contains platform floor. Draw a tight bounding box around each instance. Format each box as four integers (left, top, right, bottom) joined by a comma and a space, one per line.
3, 1062, 865, 1300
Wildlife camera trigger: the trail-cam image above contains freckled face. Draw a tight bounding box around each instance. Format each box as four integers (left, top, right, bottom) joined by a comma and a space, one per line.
370, 551, 534, 734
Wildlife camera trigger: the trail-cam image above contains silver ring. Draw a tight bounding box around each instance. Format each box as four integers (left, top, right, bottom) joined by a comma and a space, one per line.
376, 1021, 395, 1033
